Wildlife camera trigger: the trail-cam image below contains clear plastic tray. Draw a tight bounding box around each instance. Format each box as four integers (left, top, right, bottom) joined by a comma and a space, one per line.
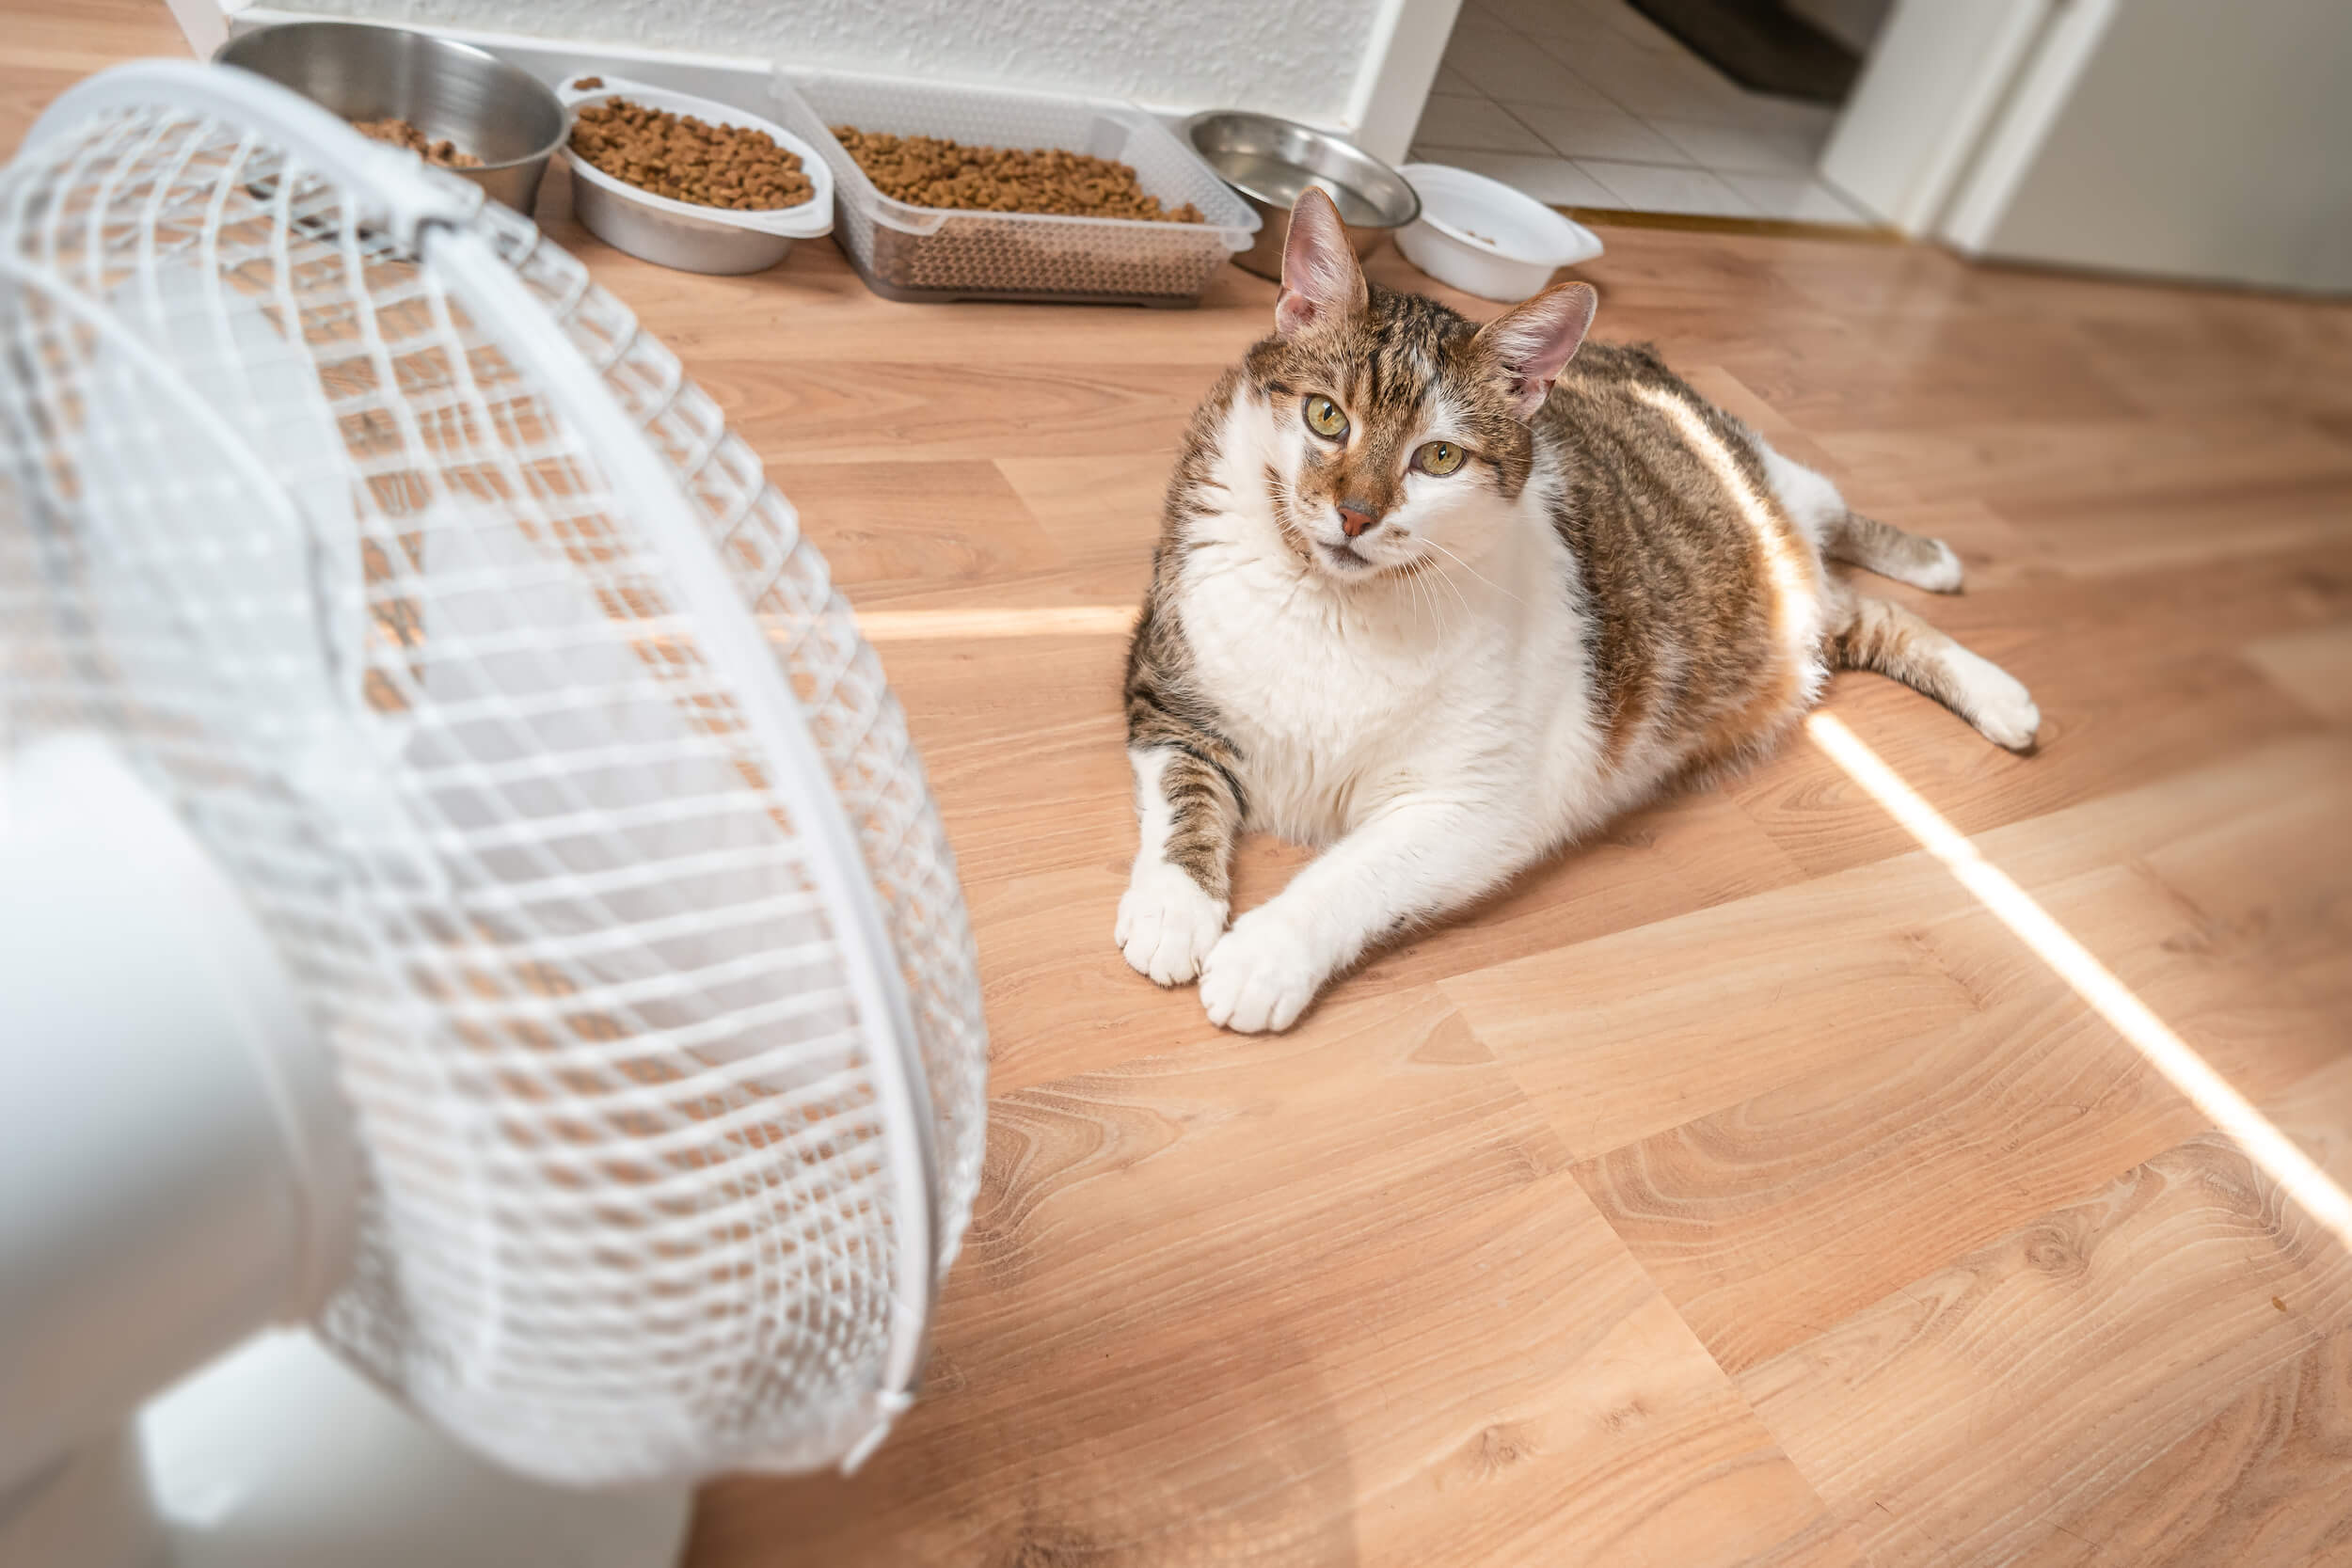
767, 70, 1259, 307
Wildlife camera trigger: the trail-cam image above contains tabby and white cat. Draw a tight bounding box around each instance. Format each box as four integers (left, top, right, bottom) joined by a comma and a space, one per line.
1117, 189, 2037, 1033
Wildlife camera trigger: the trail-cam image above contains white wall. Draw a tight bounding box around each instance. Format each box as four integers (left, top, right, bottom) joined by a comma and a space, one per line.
1953, 0, 2352, 293
1819, 0, 2053, 233
285, 0, 1397, 135
1351, 0, 1462, 164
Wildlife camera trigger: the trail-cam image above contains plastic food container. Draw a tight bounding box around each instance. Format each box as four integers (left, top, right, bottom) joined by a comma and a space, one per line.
557, 75, 833, 275
1397, 163, 1604, 302
768, 70, 1259, 307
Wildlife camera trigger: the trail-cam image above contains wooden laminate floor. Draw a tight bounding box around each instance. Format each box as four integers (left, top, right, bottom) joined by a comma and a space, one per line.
12, 8, 2352, 1563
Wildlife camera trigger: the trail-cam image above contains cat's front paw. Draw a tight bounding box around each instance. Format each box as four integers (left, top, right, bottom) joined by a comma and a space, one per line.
1200, 909, 1324, 1034
1117, 861, 1228, 986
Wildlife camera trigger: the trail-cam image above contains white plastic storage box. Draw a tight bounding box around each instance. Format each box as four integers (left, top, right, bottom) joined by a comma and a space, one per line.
768, 70, 1259, 307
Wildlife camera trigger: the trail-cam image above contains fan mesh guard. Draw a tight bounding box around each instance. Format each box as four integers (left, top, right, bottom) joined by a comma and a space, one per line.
0, 80, 985, 1483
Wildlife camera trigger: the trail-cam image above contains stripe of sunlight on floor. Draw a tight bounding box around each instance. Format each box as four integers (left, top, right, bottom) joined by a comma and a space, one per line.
1806, 708, 2352, 1250
845, 607, 1139, 641
1629, 366, 2351, 1253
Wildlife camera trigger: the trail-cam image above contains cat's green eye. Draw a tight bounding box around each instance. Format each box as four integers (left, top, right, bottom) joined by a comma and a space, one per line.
1304, 395, 1349, 439
1416, 440, 1467, 476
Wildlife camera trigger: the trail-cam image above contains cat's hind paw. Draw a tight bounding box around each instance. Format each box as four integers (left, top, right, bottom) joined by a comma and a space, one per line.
1917, 539, 1965, 594
1117, 861, 1228, 986
1200, 909, 1323, 1034
1948, 646, 2041, 752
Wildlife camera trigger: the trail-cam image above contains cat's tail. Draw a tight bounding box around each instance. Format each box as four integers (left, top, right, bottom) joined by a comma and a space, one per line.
1824, 509, 1964, 594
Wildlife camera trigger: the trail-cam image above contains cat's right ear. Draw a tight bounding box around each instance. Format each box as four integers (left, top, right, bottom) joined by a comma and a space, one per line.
1275, 188, 1369, 337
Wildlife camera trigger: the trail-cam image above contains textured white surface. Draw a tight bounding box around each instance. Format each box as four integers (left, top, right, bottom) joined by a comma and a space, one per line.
295, 0, 1379, 125
1967, 0, 2352, 292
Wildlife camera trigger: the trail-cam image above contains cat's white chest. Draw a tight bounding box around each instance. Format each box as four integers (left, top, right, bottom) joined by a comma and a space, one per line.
1172, 519, 1572, 843
1186, 556, 1443, 731
1179, 568, 1451, 839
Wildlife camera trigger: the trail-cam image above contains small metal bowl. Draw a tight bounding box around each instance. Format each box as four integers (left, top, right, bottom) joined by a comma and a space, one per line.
1183, 111, 1421, 280
215, 22, 567, 214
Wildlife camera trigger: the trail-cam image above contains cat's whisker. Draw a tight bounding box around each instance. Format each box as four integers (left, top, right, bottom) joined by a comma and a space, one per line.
1409, 556, 1446, 634
1423, 557, 1463, 631
1406, 558, 1440, 630
1422, 537, 1520, 605
1412, 550, 1473, 626
1392, 554, 1430, 631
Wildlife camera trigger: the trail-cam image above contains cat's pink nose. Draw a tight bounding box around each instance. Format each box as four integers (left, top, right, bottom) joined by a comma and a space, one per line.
1338, 503, 1378, 538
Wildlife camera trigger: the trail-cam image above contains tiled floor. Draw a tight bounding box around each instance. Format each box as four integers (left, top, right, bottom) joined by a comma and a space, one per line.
1410, 0, 1875, 224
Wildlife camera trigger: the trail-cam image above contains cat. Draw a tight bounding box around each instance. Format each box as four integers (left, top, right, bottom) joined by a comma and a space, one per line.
1116, 188, 2038, 1034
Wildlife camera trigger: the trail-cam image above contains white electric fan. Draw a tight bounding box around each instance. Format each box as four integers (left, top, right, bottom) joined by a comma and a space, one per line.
0, 60, 988, 1568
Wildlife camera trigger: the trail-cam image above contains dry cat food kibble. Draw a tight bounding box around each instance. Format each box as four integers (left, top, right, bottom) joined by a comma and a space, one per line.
569, 97, 816, 211
350, 118, 483, 169
831, 128, 1203, 223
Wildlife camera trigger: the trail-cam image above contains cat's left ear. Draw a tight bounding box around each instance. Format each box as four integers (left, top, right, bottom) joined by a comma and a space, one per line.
1472, 281, 1597, 420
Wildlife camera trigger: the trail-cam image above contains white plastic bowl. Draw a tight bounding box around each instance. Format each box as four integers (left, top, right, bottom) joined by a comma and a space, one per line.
1396, 162, 1603, 302
556, 75, 833, 275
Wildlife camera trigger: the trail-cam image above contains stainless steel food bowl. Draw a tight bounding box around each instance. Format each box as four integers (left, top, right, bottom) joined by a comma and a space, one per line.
215, 22, 567, 214
1183, 111, 1420, 280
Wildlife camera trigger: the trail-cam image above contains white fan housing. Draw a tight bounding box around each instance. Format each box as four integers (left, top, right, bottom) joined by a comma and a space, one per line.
0, 58, 987, 1567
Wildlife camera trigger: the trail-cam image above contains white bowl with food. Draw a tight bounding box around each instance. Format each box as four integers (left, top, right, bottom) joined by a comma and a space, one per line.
557, 75, 833, 275
1396, 162, 1603, 302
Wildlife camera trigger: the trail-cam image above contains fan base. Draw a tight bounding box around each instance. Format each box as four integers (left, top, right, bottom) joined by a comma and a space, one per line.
5, 1330, 693, 1568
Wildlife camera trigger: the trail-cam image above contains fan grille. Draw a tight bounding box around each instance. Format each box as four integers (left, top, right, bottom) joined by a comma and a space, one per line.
0, 91, 985, 1482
